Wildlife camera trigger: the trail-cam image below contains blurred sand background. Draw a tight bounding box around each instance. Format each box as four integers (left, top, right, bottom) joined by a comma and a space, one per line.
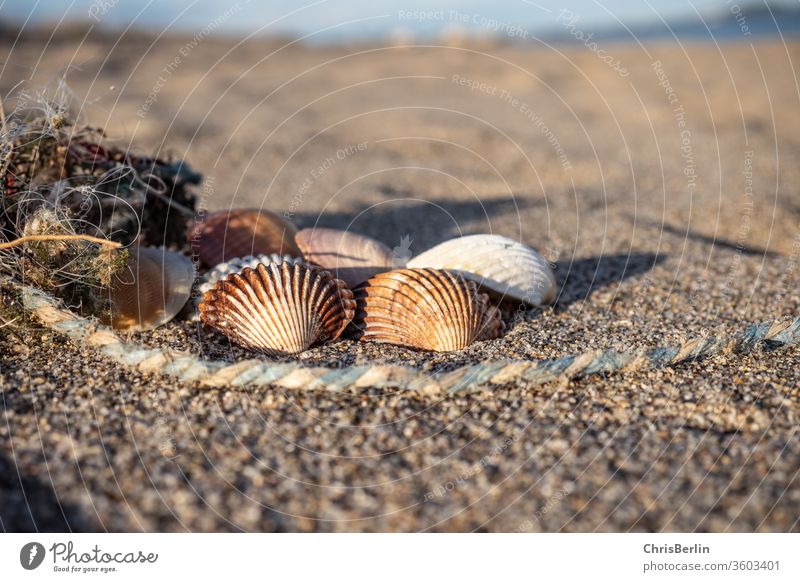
1, 24, 799, 531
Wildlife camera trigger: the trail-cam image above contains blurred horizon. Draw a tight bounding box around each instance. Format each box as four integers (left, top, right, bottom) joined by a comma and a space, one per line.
2, 0, 800, 44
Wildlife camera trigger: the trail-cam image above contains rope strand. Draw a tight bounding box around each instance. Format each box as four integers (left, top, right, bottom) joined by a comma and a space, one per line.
16, 285, 800, 394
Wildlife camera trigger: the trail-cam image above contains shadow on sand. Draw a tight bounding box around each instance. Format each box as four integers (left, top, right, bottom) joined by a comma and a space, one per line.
554, 252, 666, 308
290, 191, 545, 250
0, 449, 88, 532
293, 193, 663, 309
640, 219, 780, 258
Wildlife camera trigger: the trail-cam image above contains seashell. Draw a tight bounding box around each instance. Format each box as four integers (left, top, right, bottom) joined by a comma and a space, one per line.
294, 228, 396, 288
188, 208, 302, 268
199, 257, 355, 356
407, 234, 556, 305
106, 247, 195, 331
350, 268, 504, 352
189, 254, 291, 322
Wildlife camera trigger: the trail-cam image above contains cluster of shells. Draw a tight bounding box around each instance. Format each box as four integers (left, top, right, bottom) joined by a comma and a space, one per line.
108, 208, 556, 355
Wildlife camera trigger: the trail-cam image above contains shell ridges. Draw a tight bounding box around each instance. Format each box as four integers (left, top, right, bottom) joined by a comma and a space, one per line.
199, 260, 355, 356
295, 227, 396, 288
350, 267, 504, 352
407, 234, 556, 305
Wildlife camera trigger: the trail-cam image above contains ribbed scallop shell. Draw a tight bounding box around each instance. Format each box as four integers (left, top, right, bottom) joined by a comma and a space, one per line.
106, 247, 195, 331
189, 254, 294, 322
188, 208, 302, 268
407, 234, 556, 305
197, 254, 292, 299
295, 228, 395, 288
199, 258, 355, 356
350, 268, 504, 352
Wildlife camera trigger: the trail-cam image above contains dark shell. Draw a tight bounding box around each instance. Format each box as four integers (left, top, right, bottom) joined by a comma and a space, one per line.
188, 208, 302, 268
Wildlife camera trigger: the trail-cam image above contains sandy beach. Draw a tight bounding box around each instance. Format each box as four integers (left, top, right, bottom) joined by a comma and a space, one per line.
1, 29, 799, 531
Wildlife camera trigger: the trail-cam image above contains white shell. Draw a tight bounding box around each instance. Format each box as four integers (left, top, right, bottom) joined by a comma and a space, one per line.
407, 235, 555, 305
199, 257, 354, 356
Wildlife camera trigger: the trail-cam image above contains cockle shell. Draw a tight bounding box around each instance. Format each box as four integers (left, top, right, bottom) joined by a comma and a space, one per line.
350, 268, 504, 352
295, 228, 396, 288
197, 253, 290, 297
188, 208, 302, 268
199, 257, 355, 356
106, 247, 195, 331
189, 254, 290, 322
407, 234, 556, 305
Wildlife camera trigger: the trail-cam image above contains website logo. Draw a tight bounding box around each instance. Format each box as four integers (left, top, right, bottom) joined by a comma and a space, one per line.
20, 542, 46, 570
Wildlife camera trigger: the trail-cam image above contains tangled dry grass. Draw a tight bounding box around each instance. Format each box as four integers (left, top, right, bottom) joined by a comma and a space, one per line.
0, 78, 199, 318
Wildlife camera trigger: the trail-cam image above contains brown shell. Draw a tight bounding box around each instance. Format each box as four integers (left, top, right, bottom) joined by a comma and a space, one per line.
350, 268, 504, 352
106, 247, 195, 331
199, 258, 355, 356
188, 208, 302, 268
295, 227, 395, 288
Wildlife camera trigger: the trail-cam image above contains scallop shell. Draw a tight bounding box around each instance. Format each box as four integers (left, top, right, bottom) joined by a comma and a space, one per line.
188, 208, 302, 268
350, 268, 504, 352
106, 247, 195, 331
189, 254, 292, 322
295, 228, 396, 288
199, 257, 355, 356
407, 234, 556, 305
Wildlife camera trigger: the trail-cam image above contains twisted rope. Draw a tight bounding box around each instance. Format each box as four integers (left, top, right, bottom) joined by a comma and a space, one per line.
16, 285, 800, 394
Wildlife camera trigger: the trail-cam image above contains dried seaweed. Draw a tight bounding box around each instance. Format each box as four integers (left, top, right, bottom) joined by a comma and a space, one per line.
0, 79, 200, 317
1, 79, 200, 245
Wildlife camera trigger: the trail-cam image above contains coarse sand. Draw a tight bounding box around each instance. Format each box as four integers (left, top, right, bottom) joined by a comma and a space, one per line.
1, 32, 799, 531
